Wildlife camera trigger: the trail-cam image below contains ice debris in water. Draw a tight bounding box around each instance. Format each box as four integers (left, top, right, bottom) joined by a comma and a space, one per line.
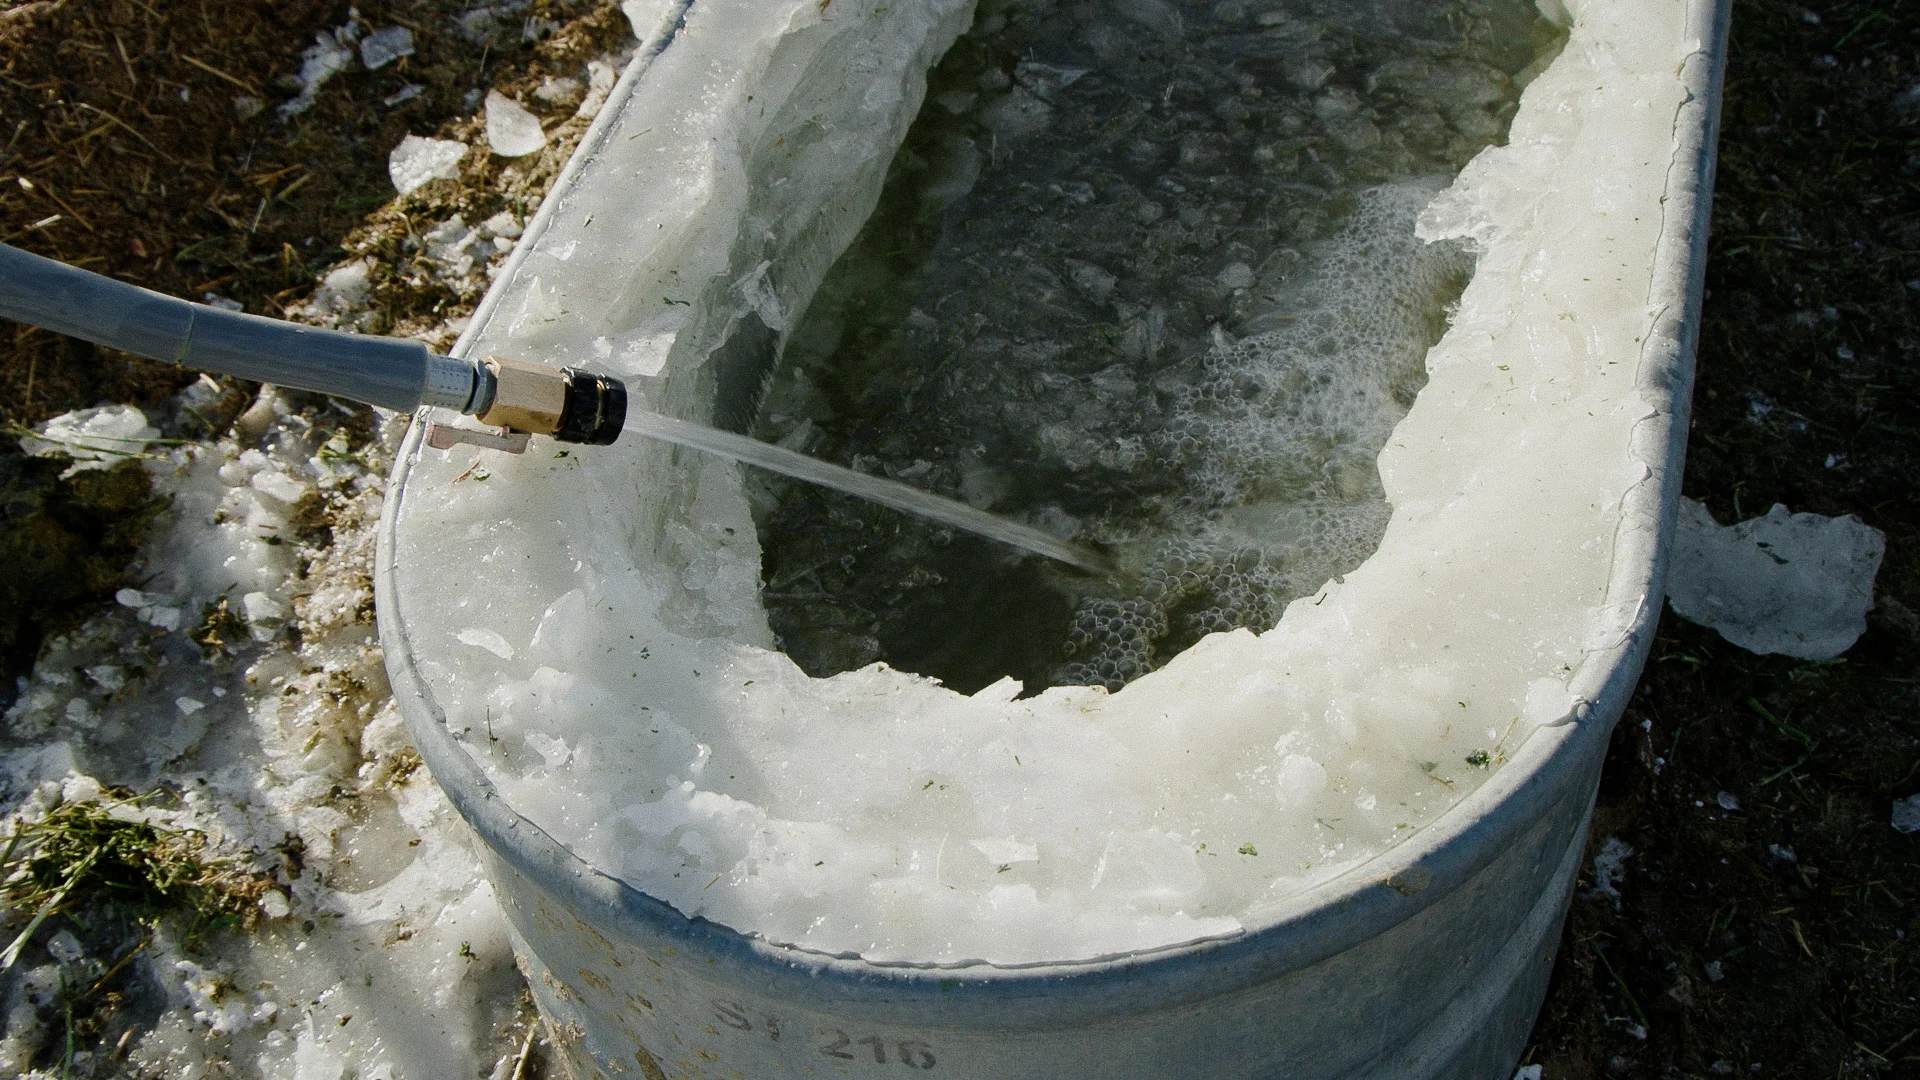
755, 0, 1491, 693
389, 134, 467, 195
18, 405, 157, 474
1666, 497, 1886, 660
1893, 795, 1920, 835
358, 25, 414, 70
1514, 1067, 1545, 1080
485, 91, 547, 157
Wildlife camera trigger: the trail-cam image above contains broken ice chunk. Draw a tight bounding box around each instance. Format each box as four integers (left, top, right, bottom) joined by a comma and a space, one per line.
1274, 754, 1327, 809
456, 627, 516, 660
278, 23, 360, 120
1666, 498, 1886, 660
1216, 262, 1255, 290
1582, 836, 1633, 907
1893, 794, 1920, 835
19, 405, 157, 475
533, 75, 584, 108
970, 837, 1039, 865
241, 592, 286, 623
46, 929, 84, 965
620, 0, 676, 42
577, 59, 620, 119
250, 469, 310, 505
388, 135, 467, 195
485, 91, 547, 157
480, 210, 523, 239
359, 26, 415, 70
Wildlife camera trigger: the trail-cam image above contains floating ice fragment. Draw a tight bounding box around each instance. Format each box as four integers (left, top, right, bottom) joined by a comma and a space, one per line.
1514, 1067, 1544, 1080
233, 95, 264, 121
1716, 791, 1740, 811
19, 405, 157, 475
383, 83, 425, 107
1215, 261, 1255, 289
457, 627, 516, 660
1666, 498, 1885, 660
259, 890, 291, 919
388, 135, 467, 195
485, 91, 547, 157
175, 697, 206, 717
202, 292, 243, 312
359, 26, 415, 70
1703, 960, 1724, 982
1893, 794, 1920, 835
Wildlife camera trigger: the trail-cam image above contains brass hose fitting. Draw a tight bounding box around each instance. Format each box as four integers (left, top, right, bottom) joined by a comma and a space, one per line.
473, 355, 626, 445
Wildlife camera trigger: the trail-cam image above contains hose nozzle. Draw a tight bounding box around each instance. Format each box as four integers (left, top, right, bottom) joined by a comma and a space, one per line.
466, 355, 627, 446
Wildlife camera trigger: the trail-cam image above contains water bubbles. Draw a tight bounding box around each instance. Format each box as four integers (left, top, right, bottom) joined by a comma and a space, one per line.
753, 0, 1521, 693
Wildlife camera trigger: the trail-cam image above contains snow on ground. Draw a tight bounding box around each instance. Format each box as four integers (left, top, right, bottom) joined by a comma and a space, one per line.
2, 388, 527, 1079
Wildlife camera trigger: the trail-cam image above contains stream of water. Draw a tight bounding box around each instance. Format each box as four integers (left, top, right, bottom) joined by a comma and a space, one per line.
626, 409, 1114, 573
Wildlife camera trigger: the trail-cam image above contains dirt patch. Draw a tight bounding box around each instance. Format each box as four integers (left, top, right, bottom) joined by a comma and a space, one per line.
1522, 2, 1920, 1077
0, 0, 630, 430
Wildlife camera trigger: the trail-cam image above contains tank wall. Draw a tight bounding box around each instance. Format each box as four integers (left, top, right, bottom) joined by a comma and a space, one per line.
476, 720, 1604, 1080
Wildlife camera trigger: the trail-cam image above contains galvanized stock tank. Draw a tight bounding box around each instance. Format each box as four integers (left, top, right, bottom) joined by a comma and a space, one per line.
376, 0, 1732, 1076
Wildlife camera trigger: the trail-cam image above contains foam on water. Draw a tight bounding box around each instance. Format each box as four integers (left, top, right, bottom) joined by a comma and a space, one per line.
390, 0, 1695, 966
750, 0, 1531, 692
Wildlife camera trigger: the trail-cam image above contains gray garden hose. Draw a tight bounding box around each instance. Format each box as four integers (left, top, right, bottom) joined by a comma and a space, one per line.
0, 242, 625, 445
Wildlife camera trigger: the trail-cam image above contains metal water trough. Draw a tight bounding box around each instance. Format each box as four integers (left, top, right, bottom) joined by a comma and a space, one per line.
375, 0, 1733, 1075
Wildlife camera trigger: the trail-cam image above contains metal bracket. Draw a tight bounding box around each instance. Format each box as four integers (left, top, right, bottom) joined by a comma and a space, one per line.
425, 421, 530, 455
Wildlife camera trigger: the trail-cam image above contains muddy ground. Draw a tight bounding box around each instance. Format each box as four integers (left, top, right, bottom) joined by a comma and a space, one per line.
0, 0, 1916, 1078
